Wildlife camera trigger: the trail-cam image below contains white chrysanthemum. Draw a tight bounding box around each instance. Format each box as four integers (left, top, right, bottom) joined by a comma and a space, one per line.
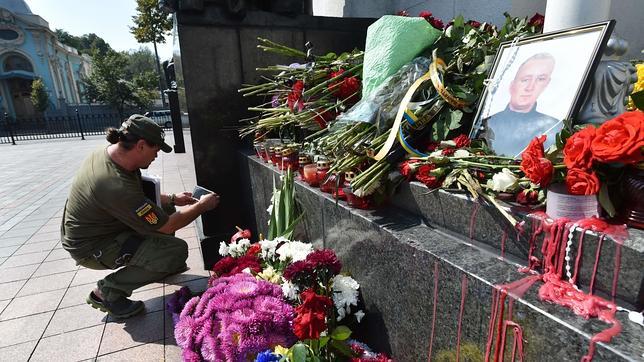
218, 241, 229, 256
228, 238, 251, 257
276, 241, 313, 262
332, 275, 360, 321
281, 279, 299, 300
259, 238, 280, 260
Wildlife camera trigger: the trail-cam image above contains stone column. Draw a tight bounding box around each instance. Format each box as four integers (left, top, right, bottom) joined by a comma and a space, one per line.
543, 0, 611, 32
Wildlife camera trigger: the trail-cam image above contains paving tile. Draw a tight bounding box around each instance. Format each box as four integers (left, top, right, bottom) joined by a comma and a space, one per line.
0, 251, 49, 268
0, 299, 8, 314
31, 324, 104, 361
0, 257, 5, 264
0, 226, 38, 239
25, 231, 60, 244
17, 270, 75, 296
0, 288, 65, 320
99, 310, 165, 355
43, 303, 107, 337
0, 311, 53, 347
132, 285, 165, 313
0, 340, 37, 362
0, 244, 20, 258
0, 280, 26, 301
59, 284, 93, 308
164, 338, 182, 362
0, 236, 28, 247
36, 223, 61, 233
32, 258, 79, 277
14, 240, 58, 255
71, 268, 113, 286
0, 263, 38, 284
96, 341, 164, 361
44, 248, 71, 262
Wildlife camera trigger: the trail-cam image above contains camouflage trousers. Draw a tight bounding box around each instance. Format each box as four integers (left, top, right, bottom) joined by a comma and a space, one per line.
76, 231, 188, 302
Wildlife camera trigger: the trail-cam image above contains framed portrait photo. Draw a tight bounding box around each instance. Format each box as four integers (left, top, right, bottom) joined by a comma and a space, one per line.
469, 20, 615, 158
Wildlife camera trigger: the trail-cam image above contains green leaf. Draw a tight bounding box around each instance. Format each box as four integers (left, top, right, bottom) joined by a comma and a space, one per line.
453, 15, 465, 28
329, 339, 355, 358
319, 336, 331, 349
449, 110, 463, 130
330, 325, 352, 341
291, 343, 308, 362
598, 183, 616, 217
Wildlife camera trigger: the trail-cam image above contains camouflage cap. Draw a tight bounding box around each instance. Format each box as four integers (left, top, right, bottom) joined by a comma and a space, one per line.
120, 114, 172, 153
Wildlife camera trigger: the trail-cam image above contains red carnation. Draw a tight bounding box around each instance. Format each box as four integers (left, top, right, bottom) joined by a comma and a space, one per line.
415, 164, 442, 188
452, 134, 471, 148
293, 289, 333, 340
305, 249, 342, 275
399, 159, 420, 180
428, 17, 444, 30
396, 10, 409, 16
528, 13, 545, 28
283, 260, 313, 281
441, 148, 455, 156
419, 11, 432, 19
467, 20, 482, 28
245, 243, 261, 256
287, 80, 305, 112
328, 69, 361, 104
212, 256, 236, 277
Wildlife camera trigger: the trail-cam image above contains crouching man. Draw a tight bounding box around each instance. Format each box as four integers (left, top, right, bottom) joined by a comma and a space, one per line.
61, 114, 219, 319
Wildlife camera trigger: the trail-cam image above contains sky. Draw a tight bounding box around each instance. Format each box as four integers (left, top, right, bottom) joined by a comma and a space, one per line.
25, 0, 174, 59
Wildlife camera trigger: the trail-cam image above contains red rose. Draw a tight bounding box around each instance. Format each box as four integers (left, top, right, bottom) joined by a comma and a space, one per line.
563, 126, 596, 169
467, 20, 481, 28
415, 164, 442, 188
522, 135, 546, 159
520, 153, 553, 187
429, 17, 444, 30
528, 13, 545, 27
590, 111, 644, 164
452, 134, 471, 148
516, 189, 539, 205
566, 168, 600, 195
418, 11, 432, 19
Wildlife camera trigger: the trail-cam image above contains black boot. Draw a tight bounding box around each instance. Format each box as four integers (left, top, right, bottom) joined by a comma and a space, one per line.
86, 290, 145, 319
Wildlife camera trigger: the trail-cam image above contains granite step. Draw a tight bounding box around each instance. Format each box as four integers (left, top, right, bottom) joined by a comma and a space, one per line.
240, 153, 644, 362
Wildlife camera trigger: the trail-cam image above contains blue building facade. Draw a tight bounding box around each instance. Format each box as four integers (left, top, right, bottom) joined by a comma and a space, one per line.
0, 0, 91, 118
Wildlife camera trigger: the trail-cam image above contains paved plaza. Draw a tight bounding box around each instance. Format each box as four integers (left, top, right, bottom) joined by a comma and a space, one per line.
0, 132, 209, 361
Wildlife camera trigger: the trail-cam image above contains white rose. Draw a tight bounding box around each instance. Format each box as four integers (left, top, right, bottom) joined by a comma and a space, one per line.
453, 149, 470, 158
489, 168, 518, 192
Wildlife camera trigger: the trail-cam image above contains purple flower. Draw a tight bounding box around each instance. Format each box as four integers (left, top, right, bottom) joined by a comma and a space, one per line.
271, 95, 280, 108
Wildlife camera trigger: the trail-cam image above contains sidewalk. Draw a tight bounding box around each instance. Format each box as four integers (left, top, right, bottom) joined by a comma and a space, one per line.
0, 132, 209, 361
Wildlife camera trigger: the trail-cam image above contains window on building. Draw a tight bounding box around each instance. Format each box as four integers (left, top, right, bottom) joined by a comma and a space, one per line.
3, 53, 33, 72
0, 29, 19, 41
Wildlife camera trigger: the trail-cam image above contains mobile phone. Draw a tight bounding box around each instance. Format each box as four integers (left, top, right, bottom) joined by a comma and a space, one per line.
192, 185, 215, 200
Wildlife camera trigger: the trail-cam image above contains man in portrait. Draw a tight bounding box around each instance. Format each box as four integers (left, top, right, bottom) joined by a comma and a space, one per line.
480, 52, 562, 157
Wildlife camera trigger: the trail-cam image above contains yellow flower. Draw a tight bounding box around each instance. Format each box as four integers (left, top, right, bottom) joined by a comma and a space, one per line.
256, 265, 282, 284
274, 345, 289, 357
627, 63, 644, 110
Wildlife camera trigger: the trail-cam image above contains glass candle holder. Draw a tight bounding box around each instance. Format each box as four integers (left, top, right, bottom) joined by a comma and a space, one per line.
344, 188, 374, 209
303, 164, 319, 186
298, 155, 311, 179
281, 148, 299, 171
266, 147, 275, 164
316, 160, 331, 190
271, 146, 283, 167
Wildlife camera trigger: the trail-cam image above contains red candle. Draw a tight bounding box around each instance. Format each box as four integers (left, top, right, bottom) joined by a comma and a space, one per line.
303, 164, 319, 186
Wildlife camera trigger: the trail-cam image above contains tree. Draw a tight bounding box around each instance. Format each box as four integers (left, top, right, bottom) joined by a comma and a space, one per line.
82, 50, 156, 117
55, 29, 81, 50
54, 29, 112, 56
130, 0, 173, 106
30, 79, 49, 113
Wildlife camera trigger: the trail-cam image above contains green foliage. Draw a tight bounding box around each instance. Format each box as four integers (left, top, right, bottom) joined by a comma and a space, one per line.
124, 47, 157, 79
30, 79, 49, 113
82, 50, 156, 116
267, 169, 303, 240
54, 29, 112, 55
130, 0, 173, 44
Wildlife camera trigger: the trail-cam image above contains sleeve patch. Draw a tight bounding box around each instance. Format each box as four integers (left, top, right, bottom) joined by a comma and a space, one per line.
135, 203, 153, 217
143, 211, 159, 225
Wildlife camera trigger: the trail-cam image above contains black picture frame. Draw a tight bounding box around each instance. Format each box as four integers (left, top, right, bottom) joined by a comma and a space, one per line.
469, 20, 615, 158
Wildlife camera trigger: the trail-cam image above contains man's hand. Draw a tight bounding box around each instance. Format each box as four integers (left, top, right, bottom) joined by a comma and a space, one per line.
197, 192, 220, 212
173, 192, 197, 206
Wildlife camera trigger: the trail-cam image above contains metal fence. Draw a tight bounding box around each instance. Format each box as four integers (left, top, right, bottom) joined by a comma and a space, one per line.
0, 112, 173, 145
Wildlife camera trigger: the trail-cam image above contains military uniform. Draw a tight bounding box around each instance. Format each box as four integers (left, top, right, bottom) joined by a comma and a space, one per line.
62, 143, 187, 303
